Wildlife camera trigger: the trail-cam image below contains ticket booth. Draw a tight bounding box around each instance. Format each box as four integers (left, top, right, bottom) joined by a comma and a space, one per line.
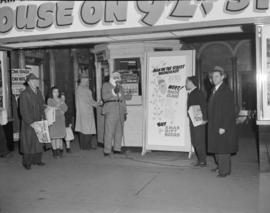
93, 40, 181, 147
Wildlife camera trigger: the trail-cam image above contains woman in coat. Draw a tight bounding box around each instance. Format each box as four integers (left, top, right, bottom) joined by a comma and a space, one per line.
208, 66, 238, 177
47, 86, 68, 158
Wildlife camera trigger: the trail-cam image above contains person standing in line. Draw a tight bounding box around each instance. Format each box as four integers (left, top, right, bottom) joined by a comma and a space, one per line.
102, 72, 127, 156
47, 86, 68, 158
19, 73, 46, 170
75, 73, 99, 150
208, 66, 238, 177
186, 76, 207, 167
61, 92, 73, 153
0, 124, 9, 158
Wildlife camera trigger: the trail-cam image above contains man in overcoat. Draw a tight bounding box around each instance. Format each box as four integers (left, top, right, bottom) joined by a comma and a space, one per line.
208, 66, 238, 177
102, 72, 127, 156
186, 76, 207, 167
19, 73, 46, 170
75, 73, 98, 150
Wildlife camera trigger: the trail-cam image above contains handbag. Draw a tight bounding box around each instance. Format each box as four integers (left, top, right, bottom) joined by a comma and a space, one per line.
65, 126, 74, 141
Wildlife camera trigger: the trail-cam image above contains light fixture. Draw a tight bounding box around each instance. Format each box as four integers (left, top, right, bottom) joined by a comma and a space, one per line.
1, 37, 114, 49
54, 37, 114, 45
171, 26, 243, 37
110, 32, 175, 41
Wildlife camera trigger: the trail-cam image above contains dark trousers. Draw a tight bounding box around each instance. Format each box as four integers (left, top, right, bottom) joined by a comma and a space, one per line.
190, 124, 206, 163
215, 154, 231, 175
23, 153, 42, 166
0, 125, 9, 156
79, 133, 97, 150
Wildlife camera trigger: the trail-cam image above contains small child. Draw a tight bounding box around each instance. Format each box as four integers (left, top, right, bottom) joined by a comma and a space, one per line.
61, 93, 73, 153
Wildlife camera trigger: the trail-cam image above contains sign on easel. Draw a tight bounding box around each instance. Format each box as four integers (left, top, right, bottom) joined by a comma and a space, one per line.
143, 50, 195, 155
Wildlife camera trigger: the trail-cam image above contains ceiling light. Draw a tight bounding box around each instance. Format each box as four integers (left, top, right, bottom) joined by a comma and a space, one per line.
171, 26, 243, 37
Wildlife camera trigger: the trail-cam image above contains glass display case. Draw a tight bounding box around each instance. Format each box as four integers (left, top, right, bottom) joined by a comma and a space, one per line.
114, 57, 142, 105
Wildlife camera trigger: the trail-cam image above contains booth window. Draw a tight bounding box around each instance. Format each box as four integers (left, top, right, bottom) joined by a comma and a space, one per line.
114, 58, 142, 96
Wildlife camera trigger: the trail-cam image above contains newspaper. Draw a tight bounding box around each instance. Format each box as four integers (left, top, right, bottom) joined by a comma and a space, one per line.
188, 105, 206, 127
0, 108, 8, 125
32, 120, 51, 143
45, 106, 56, 126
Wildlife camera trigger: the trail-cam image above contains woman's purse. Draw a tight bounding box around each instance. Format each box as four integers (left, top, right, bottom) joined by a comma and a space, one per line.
65, 126, 74, 141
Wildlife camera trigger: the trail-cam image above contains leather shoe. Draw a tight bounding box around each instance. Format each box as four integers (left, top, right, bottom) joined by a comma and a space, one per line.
211, 167, 219, 172
192, 162, 201, 167
36, 162, 45, 166
23, 164, 31, 170
199, 162, 207, 167
104, 153, 110, 157
217, 173, 228, 178
113, 150, 125, 155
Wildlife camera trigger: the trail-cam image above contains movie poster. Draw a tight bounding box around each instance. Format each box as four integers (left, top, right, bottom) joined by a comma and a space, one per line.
145, 51, 194, 151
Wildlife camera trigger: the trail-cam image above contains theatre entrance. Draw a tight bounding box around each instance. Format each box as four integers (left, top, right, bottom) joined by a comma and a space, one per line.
181, 33, 257, 139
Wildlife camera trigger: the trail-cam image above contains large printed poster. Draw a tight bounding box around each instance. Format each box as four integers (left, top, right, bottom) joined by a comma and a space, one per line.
12, 65, 39, 99
145, 51, 194, 152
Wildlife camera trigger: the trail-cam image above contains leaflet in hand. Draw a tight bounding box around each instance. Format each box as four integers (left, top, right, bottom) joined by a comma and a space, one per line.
188, 105, 205, 127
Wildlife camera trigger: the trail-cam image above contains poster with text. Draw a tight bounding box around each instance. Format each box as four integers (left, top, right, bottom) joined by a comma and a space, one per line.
12, 66, 39, 99
145, 51, 195, 152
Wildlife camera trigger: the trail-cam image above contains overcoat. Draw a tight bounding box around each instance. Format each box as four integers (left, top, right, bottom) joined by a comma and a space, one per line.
47, 98, 67, 139
19, 86, 45, 154
75, 85, 97, 135
208, 83, 238, 154
187, 88, 207, 148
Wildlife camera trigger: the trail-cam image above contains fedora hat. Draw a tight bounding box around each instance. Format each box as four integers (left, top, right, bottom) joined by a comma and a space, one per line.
25, 73, 39, 82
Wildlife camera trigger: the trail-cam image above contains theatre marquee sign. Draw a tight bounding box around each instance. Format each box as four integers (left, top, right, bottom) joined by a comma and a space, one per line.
0, 0, 269, 39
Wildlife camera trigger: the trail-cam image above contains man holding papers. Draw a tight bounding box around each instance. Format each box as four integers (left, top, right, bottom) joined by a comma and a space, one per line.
186, 76, 207, 167
19, 73, 46, 170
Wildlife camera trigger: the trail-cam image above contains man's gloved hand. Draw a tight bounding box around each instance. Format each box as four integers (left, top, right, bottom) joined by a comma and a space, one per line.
114, 85, 120, 94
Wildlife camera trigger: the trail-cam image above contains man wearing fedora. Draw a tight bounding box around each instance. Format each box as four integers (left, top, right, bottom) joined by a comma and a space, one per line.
75, 73, 99, 150
19, 73, 46, 170
186, 76, 207, 167
208, 66, 238, 177
102, 72, 127, 156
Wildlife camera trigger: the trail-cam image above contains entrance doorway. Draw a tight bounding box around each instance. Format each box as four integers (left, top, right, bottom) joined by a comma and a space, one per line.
181, 34, 257, 136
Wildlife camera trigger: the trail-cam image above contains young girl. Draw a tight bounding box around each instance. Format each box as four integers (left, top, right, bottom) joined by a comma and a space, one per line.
60, 92, 73, 153
47, 86, 68, 158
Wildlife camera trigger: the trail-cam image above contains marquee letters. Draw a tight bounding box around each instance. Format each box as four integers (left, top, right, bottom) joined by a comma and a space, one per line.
0, 0, 269, 33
